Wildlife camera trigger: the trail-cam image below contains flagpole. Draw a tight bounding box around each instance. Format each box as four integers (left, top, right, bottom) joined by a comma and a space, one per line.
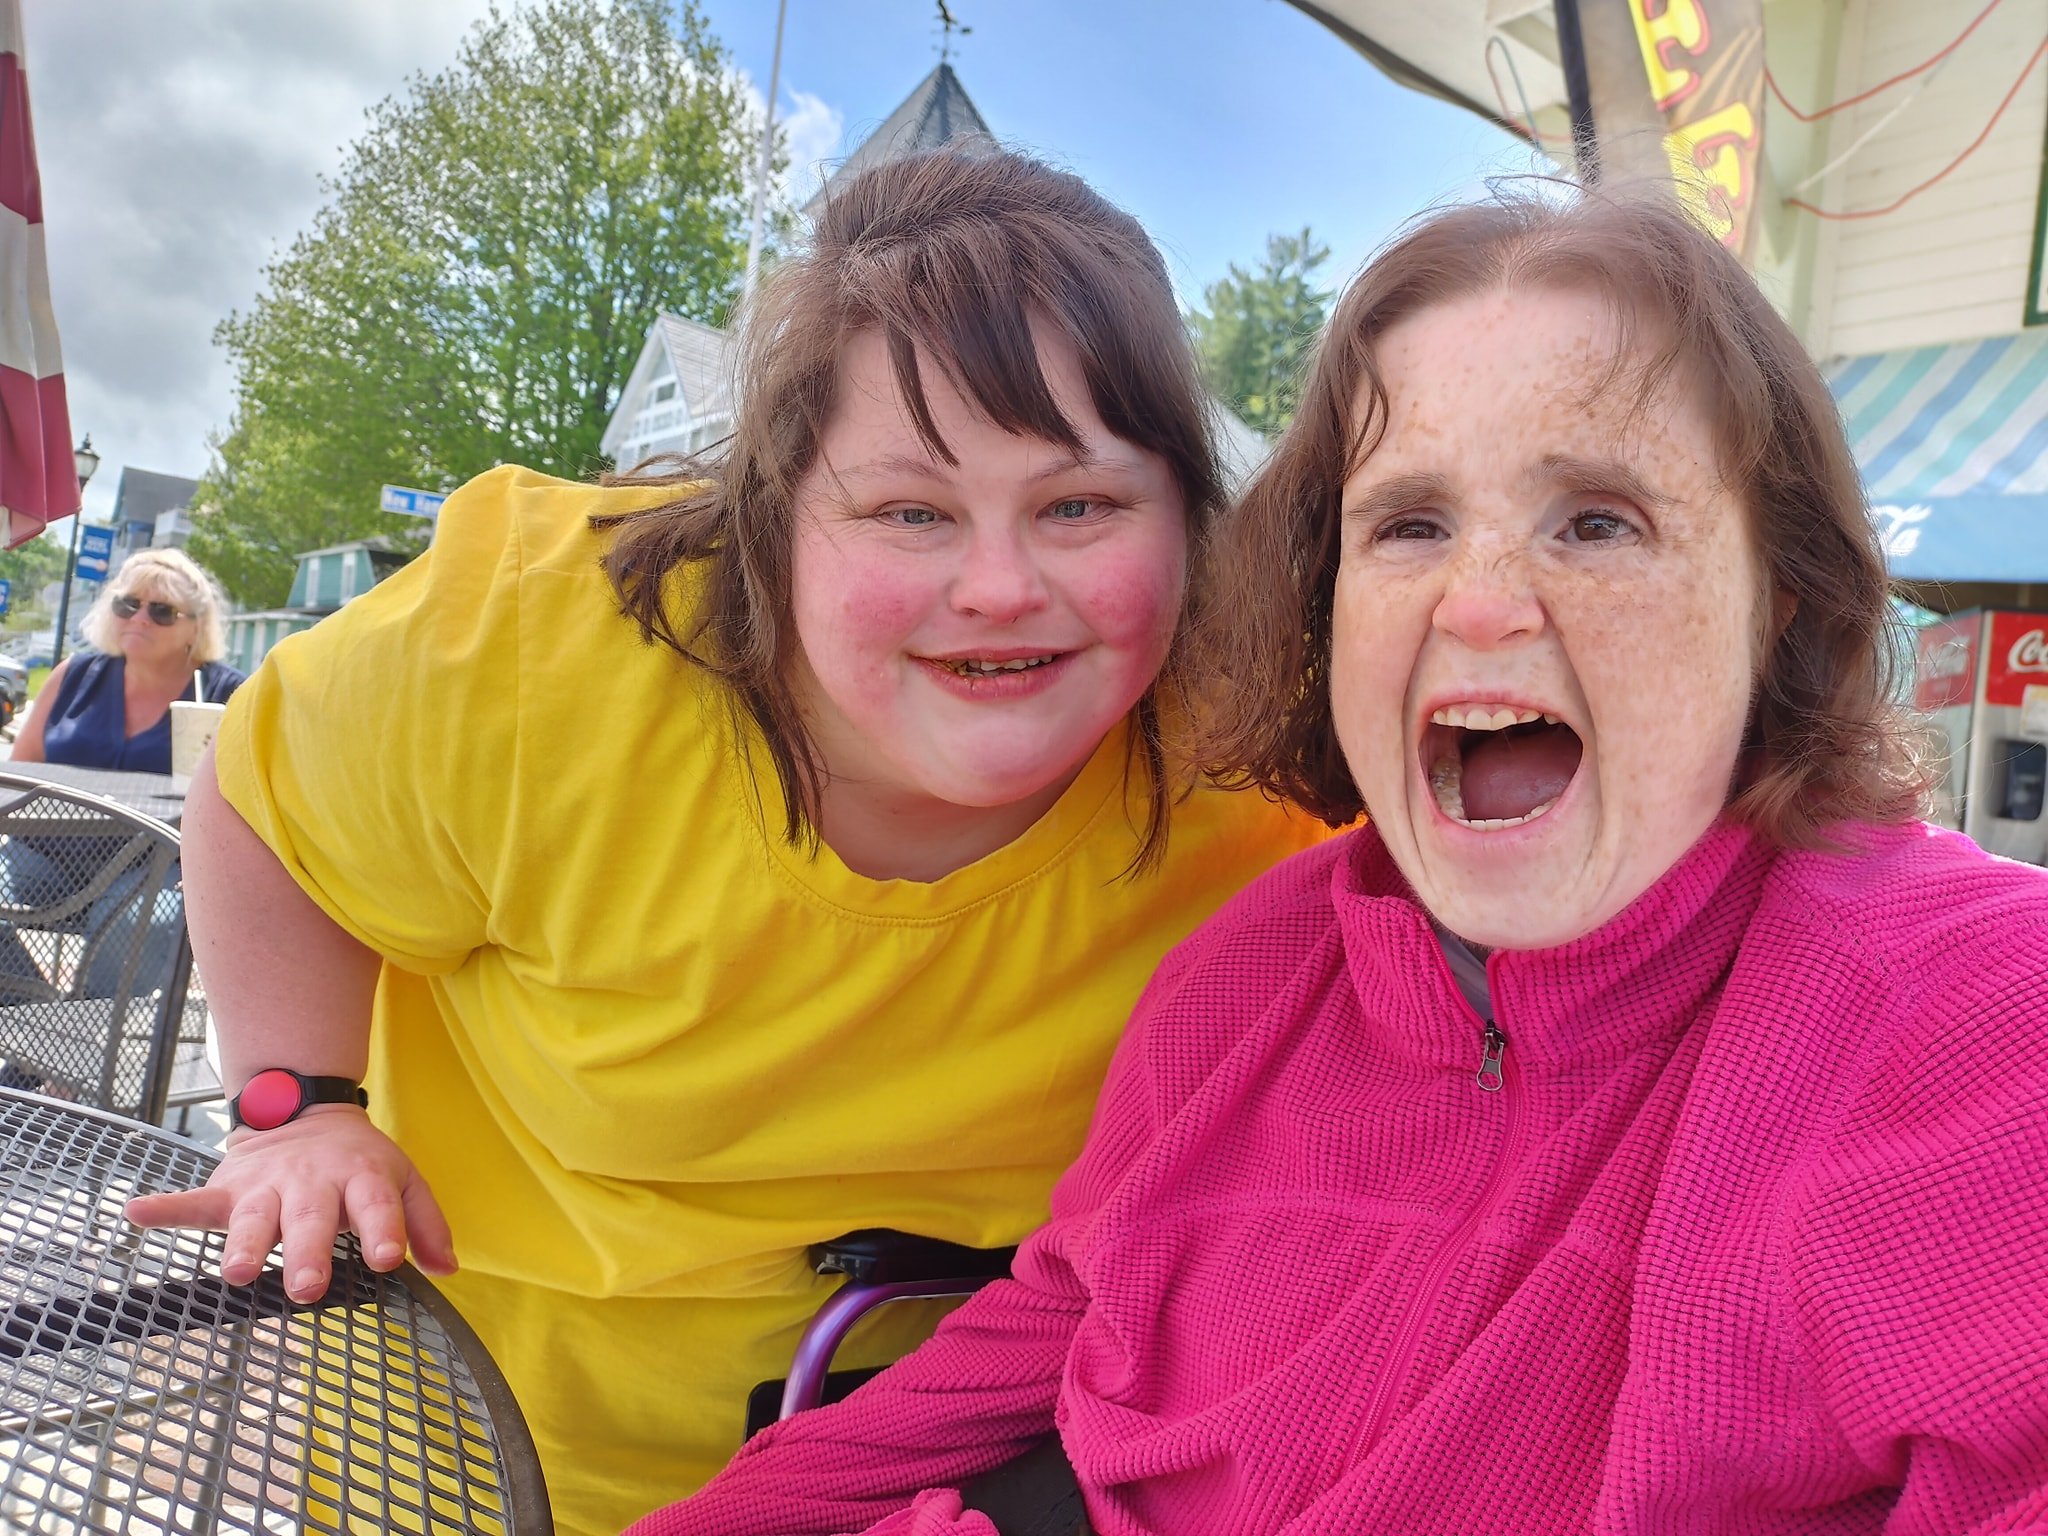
741, 0, 789, 305
52, 437, 96, 671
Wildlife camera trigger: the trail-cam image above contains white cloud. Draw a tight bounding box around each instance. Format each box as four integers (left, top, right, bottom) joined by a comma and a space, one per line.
776, 90, 844, 208
732, 71, 844, 216
22, 3, 847, 531
24, 1, 503, 521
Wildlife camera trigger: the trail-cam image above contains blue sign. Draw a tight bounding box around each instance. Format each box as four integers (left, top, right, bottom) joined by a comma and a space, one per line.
74, 525, 115, 582
0, 578, 12, 618
379, 484, 447, 520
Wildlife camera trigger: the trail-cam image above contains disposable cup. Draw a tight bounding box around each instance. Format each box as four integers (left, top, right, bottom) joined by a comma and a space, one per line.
169, 700, 228, 792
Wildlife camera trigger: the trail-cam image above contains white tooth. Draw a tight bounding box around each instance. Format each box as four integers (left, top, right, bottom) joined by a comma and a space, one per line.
1542, 712, 1561, 726
1487, 707, 1516, 731
1512, 708, 1540, 725
1429, 754, 1464, 820
1432, 707, 1453, 726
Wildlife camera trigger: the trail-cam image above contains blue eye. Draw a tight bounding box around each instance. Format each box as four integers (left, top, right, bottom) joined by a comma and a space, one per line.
1048, 498, 1100, 520
884, 506, 943, 528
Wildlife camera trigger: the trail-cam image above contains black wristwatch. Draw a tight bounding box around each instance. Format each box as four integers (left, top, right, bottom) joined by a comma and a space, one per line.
228, 1068, 369, 1132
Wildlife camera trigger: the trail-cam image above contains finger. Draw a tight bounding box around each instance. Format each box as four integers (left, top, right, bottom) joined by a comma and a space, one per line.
126, 1187, 237, 1231
220, 1186, 283, 1287
277, 1184, 344, 1303
399, 1178, 458, 1277
342, 1171, 408, 1272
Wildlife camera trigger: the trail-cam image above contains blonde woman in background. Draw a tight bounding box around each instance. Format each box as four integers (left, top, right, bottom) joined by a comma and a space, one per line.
0, 548, 245, 998
13, 548, 244, 772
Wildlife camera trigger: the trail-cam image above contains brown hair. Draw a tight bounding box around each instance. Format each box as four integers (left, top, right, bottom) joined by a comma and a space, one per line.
1201, 185, 1932, 845
596, 148, 1222, 866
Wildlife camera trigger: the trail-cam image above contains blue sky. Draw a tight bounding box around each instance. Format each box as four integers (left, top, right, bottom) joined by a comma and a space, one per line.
700, 0, 1533, 304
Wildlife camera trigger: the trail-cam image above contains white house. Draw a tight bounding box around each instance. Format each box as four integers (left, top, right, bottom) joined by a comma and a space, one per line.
599, 313, 737, 471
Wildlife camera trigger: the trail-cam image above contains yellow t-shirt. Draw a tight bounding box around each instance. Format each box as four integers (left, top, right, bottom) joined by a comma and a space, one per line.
215, 464, 1322, 1534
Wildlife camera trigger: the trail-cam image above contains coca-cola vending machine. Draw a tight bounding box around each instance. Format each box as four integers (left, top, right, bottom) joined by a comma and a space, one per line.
1914, 610, 2048, 862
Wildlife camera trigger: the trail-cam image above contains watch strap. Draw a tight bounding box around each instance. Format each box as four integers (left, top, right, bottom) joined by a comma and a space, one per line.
228, 1068, 369, 1131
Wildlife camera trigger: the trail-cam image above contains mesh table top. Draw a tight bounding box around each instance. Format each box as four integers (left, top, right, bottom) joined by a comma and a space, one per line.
0, 766, 185, 829
0, 1088, 552, 1533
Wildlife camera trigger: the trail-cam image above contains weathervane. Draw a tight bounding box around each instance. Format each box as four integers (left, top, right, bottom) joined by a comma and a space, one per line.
935, 1, 969, 63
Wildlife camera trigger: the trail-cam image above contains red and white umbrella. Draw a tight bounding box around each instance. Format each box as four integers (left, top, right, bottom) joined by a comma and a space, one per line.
0, 0, 76, 546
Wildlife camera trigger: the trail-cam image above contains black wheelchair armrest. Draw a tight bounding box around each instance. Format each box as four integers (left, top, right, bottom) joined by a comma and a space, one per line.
810, 1228, 1018, 1286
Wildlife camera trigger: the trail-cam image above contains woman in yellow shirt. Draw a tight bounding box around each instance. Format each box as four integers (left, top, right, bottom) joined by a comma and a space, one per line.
126, 149, 1321, 1534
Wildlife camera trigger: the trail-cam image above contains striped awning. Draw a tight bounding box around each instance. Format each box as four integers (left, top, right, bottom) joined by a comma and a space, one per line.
1828, 331, 2048, 583
0, 0, 76, 547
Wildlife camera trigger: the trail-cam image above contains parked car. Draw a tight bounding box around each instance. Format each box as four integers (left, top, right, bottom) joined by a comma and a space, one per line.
0, 654, 27, 727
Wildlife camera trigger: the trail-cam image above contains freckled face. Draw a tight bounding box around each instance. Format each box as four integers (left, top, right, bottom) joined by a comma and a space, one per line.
788, 326, 1188, 820
1331, 286, 1766, 948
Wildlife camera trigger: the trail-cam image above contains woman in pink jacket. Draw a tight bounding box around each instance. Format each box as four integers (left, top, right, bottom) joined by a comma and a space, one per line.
629, 190, 2048, 1534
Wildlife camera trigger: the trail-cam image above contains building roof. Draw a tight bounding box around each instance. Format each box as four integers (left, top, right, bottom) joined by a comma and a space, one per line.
806, 63, 995, 211
226, 608, 327, 625
293, 534, 416, 560
108, 468, 198, 526
657, 313, 734, 423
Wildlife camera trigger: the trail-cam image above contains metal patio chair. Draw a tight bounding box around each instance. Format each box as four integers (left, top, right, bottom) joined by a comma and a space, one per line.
0, 773, 199, 1125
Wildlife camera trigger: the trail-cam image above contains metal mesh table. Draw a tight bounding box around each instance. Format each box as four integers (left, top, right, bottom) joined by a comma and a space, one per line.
0, 1089, 552, 1533
0, 765, 185, 829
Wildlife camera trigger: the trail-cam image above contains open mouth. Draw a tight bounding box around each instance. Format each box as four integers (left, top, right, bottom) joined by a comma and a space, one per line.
1422, 703, 1584, 831
928, 654, 1061, 677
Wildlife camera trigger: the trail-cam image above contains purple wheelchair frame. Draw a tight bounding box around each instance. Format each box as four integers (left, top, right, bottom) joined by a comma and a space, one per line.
778, 1229, 1018, 1421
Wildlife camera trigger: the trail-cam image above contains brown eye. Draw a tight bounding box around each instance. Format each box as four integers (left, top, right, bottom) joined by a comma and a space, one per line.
1377, 515, 1444, 542
1564, 510, 1634, 544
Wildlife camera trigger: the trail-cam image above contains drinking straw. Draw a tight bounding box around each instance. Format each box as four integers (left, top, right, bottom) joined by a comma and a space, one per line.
192, 669, 205, 705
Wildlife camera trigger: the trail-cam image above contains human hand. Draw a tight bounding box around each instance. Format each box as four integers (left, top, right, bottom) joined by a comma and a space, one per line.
123, 1106, 456, 1303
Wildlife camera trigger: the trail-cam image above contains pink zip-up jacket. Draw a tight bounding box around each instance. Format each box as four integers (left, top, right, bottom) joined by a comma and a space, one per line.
631, 819, 2048, 1535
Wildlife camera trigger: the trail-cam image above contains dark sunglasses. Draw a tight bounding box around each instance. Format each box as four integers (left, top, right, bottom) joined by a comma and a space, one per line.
111, 595, 188, 626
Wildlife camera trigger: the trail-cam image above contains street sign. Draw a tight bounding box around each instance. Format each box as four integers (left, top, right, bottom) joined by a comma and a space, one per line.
74, 525, 116, 582
379, 484, 447, 520
0, 578, 13, 618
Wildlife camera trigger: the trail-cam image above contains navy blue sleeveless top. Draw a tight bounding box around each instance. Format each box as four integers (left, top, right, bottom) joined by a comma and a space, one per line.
41, 653, 248, 774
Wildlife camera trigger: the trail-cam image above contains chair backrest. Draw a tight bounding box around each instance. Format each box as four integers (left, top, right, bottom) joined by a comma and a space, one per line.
0, 773, 192, 1122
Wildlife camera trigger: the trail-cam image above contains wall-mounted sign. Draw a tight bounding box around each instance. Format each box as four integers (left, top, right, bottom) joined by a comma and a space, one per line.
1630, 0, 1765, 258
74, 524, 115, 582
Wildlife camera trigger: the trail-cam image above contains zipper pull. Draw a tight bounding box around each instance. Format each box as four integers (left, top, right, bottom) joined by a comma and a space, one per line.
1476, 1025, 1507, 1093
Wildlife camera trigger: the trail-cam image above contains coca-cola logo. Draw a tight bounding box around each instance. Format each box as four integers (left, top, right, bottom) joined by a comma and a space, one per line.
2010, 629, 2048, 674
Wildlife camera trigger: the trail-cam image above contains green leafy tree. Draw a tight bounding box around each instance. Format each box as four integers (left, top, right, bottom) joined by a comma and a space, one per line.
194, 0, 766, 606
1189, 229, 1333, 439
0, 531, 70, 617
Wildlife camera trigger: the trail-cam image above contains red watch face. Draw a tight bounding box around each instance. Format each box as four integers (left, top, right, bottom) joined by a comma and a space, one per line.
235, 1068, 304, 1131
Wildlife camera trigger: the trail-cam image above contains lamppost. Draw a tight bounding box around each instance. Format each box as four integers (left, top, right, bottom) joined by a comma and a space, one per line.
54, 435, 99, 670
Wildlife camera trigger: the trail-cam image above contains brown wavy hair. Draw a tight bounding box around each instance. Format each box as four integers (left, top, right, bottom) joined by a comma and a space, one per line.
1200, 186, 1932, 845
594, 148, 1222, 867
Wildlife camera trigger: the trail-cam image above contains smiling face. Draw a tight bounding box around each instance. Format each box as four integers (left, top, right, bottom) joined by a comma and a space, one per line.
1331, 285, 1768, 948
789, 325, 1188, 846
